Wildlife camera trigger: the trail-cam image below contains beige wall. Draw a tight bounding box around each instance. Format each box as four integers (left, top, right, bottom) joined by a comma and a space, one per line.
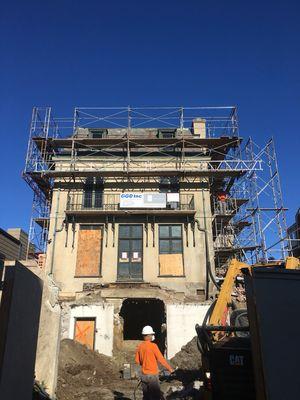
0, 233, 20, 260
45, 186, 214, 296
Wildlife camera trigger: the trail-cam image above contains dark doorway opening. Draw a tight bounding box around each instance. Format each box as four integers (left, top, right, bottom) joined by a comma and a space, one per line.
120, 298, 166, 354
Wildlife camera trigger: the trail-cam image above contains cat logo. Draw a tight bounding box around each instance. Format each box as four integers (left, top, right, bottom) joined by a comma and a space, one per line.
229, 354, 244, 366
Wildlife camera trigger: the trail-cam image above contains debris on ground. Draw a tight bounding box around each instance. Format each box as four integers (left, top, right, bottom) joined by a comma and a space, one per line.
170, 337, 202, 376
56, 339, 204, 399
57, 339, 120, 400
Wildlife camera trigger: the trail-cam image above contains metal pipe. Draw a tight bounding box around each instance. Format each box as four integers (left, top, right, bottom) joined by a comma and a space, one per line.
195, 211, 220, 295
49, 189, 60, 276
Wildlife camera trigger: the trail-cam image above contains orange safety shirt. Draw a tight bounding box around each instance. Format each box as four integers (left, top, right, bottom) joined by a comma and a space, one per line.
135, 341, 172, 375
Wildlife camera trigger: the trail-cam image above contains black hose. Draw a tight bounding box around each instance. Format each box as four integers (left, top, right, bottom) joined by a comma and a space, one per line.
194, 218, 221, 293
133, 379, 141, 400
207, 259, 221, 290
195, 299, 217, 354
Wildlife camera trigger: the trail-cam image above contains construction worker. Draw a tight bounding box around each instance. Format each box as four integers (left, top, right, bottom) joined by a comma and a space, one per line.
135, 325, 174, 400
217, 191, 228, 214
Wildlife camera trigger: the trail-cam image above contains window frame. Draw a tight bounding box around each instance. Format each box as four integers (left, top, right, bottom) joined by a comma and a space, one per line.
159, 224, 183, 255
158, 224, 185, 277
82, 178, 104, 209
117, 224, 144, 281
157, 129, 177, 139
89, 128, 108, 138
75, 224, 103, 278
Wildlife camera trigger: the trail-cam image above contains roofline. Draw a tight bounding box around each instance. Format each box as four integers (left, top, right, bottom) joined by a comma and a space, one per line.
0, 228, 21, 245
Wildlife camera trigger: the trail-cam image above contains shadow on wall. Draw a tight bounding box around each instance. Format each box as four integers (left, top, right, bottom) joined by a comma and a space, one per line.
0, 262, 43, 400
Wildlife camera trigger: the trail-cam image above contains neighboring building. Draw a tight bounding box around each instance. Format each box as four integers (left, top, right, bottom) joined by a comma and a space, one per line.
23, 106, 286, 363
0, 228, 32, 261
288, 209, 300, 257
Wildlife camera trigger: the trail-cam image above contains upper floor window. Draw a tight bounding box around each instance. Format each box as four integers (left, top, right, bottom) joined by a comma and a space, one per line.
159, 225, 183, 254
75, 225, 103, 277
159, 177, 179, 193
83, 177, 103, 209
157, 129, 176, 139
89, 129, 108, 138
158, 224, 184, 276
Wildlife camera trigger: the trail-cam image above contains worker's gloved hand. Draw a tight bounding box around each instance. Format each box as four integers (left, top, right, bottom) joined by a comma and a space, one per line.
161, 370, 172, 377
161, 367, 176, 377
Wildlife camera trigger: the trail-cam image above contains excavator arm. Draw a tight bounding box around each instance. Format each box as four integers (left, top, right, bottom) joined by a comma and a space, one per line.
209, 256, 300, 327
209, 259, 249, 327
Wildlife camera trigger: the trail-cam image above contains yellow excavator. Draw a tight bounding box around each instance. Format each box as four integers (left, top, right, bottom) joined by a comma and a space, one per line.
196, 256, 300, 400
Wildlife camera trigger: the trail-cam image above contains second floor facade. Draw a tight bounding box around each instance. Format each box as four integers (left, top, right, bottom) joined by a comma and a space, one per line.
45, 184, 214, 298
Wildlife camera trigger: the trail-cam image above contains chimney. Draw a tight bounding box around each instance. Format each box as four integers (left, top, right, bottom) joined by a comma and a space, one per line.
192, 118, 206, 138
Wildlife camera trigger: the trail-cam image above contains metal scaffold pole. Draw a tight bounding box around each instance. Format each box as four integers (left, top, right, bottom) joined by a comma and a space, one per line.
22, 105, 289, 268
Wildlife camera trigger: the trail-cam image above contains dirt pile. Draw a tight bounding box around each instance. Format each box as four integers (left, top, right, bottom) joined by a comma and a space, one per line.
57, 339, 120, 400
56, 338, 203, 399
170, 337, 202, 372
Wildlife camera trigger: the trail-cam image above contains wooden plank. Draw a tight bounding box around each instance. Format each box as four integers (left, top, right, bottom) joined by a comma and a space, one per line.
75, 228, 102, 276
159, 253, 184, 276
74, 319, 95, 350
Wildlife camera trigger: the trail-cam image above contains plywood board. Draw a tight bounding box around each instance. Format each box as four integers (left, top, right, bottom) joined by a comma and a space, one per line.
75, 319, 95, 350
159, 253, 184, 276
75, 229, 102, 276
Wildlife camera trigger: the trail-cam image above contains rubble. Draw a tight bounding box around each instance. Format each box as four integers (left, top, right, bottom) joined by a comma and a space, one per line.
56, 338, 204, 399
56, 339, 120, 400
170, 337, 202, 372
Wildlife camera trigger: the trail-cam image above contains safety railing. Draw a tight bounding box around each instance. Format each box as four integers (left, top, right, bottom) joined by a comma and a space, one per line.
66, 192, 195, 212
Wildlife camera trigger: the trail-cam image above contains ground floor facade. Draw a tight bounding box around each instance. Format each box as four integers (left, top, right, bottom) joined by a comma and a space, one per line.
59, 287, 210, 359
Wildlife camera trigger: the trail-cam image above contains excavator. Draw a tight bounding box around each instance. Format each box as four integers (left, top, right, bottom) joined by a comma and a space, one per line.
195, 256, 300, 400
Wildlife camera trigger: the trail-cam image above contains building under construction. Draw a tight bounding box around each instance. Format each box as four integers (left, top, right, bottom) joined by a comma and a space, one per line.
23, 106, 290, 361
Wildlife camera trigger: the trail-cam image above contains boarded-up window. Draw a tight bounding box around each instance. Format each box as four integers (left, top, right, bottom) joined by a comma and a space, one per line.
75, 225, 102, 277
159, 225, 184, 276
74, 318, 95, 349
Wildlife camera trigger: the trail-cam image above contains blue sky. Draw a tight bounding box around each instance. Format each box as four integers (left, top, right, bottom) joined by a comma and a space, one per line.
0, 0, 299, 232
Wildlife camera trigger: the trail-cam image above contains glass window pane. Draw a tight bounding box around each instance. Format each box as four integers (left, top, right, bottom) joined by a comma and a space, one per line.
171, 239, 182, 253
94, 190, 103, 208
131, 225, 142, 238
159, 240, 170, 254
83, 190, 93, 208
119, 225, 130, 238
80, 225, 101, 230
159, 226, 170, 238
131, 239, 142, 252
171, 225, 182, 238
119, 239, 130, 252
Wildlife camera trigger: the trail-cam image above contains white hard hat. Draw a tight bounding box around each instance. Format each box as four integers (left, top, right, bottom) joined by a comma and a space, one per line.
142, 325, 155, 335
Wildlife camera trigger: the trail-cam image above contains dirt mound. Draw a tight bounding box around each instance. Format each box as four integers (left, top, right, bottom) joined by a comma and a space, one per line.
56, 339, 120, 400
170, 337, 202, 371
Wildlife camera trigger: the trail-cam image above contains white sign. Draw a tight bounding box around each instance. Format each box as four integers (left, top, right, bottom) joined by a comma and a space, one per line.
120, 193, 166, 208
167, 193, 180, 202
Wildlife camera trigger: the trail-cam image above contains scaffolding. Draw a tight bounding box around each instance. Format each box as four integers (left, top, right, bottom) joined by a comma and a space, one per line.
23, 106, 290, 266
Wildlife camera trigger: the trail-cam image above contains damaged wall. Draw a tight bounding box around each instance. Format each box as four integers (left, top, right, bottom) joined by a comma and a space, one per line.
166, 303, 209, 358
68, 303, 114, 356
34, 272, 61, 398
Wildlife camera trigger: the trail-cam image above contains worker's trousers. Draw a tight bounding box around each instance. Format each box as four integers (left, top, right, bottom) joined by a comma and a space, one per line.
140, 374, 163, 400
